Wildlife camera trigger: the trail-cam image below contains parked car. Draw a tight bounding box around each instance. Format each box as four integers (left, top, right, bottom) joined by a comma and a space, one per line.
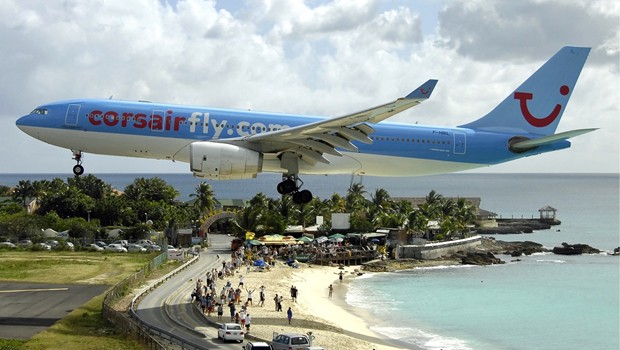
243, 342, 273, 350
217, 323, 244, 342
0, 241, 16, 249
136, 239, 154, 245
87, 243, 104, 251
95, 241, 107, 247
112, 240, 129, 247
143, 244, 161, 252
18, 239, 32, 247
105, 243, 128, 253
34, 242, 52, 251
127, 243, 147, 253
271, 333, 320, 350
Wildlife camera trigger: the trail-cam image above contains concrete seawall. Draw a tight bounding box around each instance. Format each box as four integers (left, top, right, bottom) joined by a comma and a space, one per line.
396, 236, 482, 260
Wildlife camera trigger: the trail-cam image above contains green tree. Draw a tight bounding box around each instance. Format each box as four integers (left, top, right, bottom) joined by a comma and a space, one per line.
190, 182, 216, 215
0, 211, 41, 240
37, 186, 95, 220
346, 183, 368, 213
12, 180, 35, 207
124, 177, 178, 203
68, 174, 112, 200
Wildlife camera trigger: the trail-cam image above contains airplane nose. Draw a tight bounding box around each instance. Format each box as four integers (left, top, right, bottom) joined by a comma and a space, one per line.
16, 115, 29, 131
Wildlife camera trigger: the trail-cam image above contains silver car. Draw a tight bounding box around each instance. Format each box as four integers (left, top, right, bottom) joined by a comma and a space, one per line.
105, 243, 127, 253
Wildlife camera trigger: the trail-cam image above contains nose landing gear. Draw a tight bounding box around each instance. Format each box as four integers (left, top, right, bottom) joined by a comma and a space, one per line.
72, 151, 84, 176
277, 175, 313, 204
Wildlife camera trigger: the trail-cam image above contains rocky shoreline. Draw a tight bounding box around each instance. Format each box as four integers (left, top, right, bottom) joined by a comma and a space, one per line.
362, 237, 604, 272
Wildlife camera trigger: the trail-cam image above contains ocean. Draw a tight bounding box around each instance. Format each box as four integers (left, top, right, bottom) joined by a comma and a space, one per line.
1, 172, 618, 349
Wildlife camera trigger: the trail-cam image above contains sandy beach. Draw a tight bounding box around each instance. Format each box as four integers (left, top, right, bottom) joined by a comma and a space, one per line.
213, 261, 413, 349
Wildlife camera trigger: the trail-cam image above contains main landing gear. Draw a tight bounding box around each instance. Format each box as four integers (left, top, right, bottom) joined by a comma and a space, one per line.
277, 174, 313, 204
72, 151, 84, 176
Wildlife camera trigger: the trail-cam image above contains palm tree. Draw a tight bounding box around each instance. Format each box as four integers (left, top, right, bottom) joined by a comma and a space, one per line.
329, 193, 346, 213
12, 180, 35, 208
346, 183, 368, 212
190, 182, 216, 215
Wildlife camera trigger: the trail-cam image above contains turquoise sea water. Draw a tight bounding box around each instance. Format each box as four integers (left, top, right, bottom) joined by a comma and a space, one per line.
1, 173, 618, 349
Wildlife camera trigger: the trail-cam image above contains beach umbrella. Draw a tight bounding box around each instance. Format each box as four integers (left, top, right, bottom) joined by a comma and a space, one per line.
297, 236, 313, 243
369, 238, 381, 244
248, 240, 264, 246
315, 236, 328, 244
328, 233, 346, 239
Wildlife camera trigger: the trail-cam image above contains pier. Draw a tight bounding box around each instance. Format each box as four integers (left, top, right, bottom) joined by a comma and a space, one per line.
309, 249, 378, 266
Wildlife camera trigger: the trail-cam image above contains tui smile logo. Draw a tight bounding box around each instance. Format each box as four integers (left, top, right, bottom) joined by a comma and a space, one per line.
514, 85, 570, 127
419, 87, 430, 94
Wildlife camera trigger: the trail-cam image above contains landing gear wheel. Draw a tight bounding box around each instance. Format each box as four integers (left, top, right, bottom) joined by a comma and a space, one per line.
72, 151, 84, 176
292, 190, 313, 204
72, 164, 84, 176
277, 178, 298, 195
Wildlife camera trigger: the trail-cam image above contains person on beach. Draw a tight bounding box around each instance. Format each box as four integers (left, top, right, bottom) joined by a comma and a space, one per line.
328, 284, 333, 298
234, 312, 240, 324
287, 307, 293, 324
245, 313, 251, 333
240, 309, 246, 328
217, 303, 223, 321
290, 285, 298, 302
246, 287, 255, 306
273, 293, 279, 311
229, 300, 236, 321
259, 288, 265, 307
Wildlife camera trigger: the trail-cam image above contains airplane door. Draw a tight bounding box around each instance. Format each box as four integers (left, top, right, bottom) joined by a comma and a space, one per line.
453, 133, 466, 154
65, 104, 80, 126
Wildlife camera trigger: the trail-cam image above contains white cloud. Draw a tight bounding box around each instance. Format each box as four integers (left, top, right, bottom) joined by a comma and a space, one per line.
0, 0, 617, 174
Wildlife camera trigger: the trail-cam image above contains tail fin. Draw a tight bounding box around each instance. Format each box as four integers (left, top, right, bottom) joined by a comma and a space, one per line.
460, 46, 590, 135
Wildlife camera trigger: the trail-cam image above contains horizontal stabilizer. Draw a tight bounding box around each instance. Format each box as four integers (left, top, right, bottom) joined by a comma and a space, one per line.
511, 128, 597, 150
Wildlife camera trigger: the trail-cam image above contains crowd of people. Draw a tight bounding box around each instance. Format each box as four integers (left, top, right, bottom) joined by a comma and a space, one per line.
190, 243, 305, 332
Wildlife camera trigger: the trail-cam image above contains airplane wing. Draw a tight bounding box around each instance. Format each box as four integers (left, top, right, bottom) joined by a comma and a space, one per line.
222, 79, 438, 166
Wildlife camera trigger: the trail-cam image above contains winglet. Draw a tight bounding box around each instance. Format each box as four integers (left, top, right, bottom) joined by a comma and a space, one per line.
405, 79, 438, 99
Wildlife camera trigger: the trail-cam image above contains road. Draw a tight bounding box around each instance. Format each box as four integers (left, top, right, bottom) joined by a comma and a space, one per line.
136, 234, 246, 349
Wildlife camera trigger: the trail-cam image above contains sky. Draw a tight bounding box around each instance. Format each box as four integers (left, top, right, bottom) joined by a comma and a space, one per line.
0, 0, 618, 174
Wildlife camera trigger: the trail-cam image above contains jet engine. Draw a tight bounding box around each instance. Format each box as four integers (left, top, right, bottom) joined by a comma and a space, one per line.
190, 142, 263, 179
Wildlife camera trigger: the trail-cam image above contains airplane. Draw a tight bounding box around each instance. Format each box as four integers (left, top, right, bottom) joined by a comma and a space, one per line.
16, 46, 596, 204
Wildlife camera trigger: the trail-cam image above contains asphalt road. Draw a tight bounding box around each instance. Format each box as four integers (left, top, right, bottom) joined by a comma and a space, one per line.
0, 282, 108, 339
136, 234, 246, 349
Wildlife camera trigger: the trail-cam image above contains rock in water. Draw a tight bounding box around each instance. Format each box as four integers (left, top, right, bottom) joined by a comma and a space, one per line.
552, 242, 601, 255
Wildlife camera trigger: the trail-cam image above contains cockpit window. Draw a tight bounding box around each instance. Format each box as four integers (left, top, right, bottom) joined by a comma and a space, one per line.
31, 108, 48, 115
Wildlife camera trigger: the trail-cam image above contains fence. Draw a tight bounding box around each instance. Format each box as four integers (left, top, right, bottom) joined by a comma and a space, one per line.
101, 252, 169, 350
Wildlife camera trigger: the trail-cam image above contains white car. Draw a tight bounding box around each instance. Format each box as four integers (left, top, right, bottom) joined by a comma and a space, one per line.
105, 243, 128, 253
35, 242, 52, 251
217, 323, 244, 342
0, 241, 17, 249
244, 342, 273, 350
87, 243, 104, 251
127, 244, 147, 253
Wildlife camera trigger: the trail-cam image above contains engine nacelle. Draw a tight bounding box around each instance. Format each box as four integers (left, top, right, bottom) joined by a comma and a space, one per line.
190, 142, 263, 180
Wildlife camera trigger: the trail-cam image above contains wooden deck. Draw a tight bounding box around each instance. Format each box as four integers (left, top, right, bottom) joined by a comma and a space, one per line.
309, 250, 378, 266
